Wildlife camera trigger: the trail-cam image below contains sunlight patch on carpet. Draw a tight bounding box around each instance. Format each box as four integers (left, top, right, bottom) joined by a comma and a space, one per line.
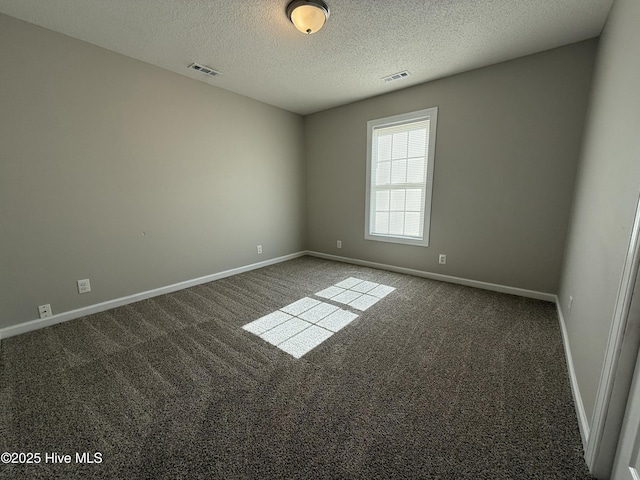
242, 278, 395, 359
316, 277, 395, 311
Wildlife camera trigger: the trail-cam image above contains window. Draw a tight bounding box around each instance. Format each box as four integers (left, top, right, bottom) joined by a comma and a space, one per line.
365, 107, 438, 247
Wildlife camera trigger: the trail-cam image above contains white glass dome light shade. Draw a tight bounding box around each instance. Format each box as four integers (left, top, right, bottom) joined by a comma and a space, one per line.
287, 1, 330, 35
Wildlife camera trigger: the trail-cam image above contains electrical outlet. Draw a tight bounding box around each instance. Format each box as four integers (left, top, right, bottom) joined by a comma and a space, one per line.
568, 296, 574, 313
257, 245, 263, 254
337, 240, 342, 249
439, 254, 447, 265
38, 304, 52, 319
77, 278, 91, 294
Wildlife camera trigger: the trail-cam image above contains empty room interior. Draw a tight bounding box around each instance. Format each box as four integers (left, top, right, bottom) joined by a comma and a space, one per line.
1, 0, 640, 478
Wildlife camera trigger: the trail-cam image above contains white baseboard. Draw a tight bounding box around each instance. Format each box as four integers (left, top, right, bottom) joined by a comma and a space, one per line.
0, 249, 557, 339
3, 249, 587, 447
555, 297, 590, 449
2, 249, 589, 456
305, 251, 588, 447
0, 251, 307, 341
306, 251, 556, 302
308, 251, 592, 440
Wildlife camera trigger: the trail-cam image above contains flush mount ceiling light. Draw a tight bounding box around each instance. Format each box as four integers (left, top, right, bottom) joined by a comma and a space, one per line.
286, 0, 330, 35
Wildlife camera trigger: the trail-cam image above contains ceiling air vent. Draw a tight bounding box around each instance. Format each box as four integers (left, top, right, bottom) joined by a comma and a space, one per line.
382, 70, 411, 82
189, 63, 220, 77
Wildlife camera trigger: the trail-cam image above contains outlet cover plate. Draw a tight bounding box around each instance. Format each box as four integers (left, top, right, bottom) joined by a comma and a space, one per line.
77, 278, 91, 294
38, 304, 52, 319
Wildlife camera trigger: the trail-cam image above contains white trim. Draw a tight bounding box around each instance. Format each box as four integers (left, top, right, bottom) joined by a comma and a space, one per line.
0, 252, 307, 340
306, 251, 556, 302
365, 107, 438, 247
556, 297, 591, 448
585, 193, 640, 468
306, 250, 587, 443
0, 247, 591, 458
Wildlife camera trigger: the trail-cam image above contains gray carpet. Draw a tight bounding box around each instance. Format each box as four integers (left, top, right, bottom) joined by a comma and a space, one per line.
0, 256, 593, 479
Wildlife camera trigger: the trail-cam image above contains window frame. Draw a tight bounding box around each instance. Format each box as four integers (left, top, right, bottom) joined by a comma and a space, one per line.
364, 107, 438, 247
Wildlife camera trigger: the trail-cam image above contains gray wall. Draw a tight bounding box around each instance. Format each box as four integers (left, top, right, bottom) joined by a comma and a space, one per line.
305, 41, 597, 294
0, 14, 306, 329
558, 0, 640, 433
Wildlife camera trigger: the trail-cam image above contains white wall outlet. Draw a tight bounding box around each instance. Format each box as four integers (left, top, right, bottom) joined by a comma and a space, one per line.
77, 278, 91, 294
439, 254, 447, 265
257, 245, 263, 254
568, 296, 574, 313
337, 240, 342, 249
38, 304, 52, 319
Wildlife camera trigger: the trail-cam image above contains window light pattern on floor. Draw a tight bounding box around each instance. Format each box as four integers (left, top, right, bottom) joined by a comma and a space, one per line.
315, 277, 395, 311
242, 277, 395, 359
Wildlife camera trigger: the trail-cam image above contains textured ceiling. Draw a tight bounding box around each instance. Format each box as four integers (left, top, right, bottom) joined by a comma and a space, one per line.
0, 0, 614, 115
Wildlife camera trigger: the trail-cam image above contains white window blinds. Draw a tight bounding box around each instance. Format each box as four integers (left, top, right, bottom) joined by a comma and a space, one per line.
365, 108, 437, 247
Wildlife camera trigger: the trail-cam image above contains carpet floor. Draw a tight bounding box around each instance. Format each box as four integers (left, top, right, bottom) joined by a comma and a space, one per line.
0, 256, 593, 479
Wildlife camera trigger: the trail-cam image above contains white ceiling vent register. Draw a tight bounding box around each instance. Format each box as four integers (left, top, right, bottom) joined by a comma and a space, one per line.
382, 71, 411, 82
188, 63, 220, 77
